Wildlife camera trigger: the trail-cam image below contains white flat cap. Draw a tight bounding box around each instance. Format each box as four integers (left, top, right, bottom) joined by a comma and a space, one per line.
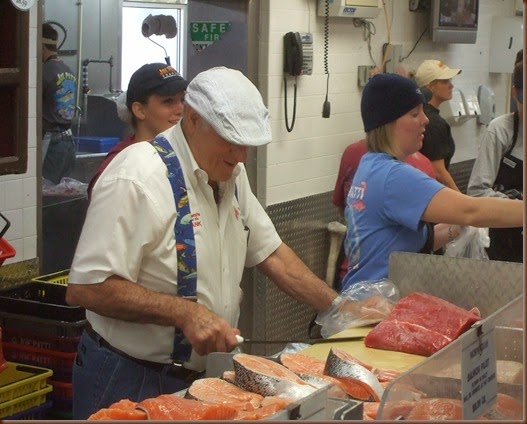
184, 67, 272, 147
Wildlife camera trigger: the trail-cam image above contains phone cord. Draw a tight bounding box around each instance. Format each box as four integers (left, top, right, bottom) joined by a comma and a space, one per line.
284, 75, 297, 132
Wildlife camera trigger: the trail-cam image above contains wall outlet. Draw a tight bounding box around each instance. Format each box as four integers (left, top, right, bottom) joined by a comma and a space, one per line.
357, 65, 376, 87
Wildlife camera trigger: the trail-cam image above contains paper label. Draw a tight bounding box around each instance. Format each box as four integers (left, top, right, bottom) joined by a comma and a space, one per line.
461, 324, 497, 420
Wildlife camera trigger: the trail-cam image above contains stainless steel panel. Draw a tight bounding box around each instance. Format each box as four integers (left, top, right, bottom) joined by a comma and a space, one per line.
239, 192, 341, 357
389, 252, 523, 317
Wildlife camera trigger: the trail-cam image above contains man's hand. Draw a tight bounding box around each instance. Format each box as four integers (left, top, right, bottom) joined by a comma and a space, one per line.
179, 303, 240, 356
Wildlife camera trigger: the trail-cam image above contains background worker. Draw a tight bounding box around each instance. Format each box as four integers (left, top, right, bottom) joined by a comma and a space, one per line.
42, 23, 77, 184
413, 59, 462, 191
341, 73, 523, 291
87, 63, 188, 198
467, 59, 523, 262
67, 67, 345, 419
332, 138, 435, 289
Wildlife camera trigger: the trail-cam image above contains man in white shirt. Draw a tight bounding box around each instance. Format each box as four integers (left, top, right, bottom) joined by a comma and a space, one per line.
66, 67, 339, 419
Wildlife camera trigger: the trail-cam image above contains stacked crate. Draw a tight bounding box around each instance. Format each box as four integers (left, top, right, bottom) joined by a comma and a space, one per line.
0, 361, 53, 420
0, 270, 84, 418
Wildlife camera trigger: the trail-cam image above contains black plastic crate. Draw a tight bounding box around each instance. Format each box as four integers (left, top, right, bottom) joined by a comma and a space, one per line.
0, 311, 86, 338
0, 282, 85, 321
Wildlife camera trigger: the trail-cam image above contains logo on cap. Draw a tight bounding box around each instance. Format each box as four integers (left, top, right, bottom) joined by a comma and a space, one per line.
158, 66, 181, 79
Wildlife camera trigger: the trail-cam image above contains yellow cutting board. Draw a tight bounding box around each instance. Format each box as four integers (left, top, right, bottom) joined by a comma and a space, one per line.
301, 326, 425, 373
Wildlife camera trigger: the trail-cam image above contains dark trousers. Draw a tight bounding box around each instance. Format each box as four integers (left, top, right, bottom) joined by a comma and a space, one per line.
43, 131, 76, 184
72, 330, 198, 419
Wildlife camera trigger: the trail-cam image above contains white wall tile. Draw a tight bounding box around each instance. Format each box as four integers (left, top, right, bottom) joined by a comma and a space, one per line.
29, 57, 37, 89
5, 180, 24, 210
23, 177, 37, 208
23, 206, 37, 237
23, 235, 37, 260
0, 182, 5, 212
259, 0, 520, 206
2, 209, 23, 240
27, 117, 37, 149
28, 86, 37, 120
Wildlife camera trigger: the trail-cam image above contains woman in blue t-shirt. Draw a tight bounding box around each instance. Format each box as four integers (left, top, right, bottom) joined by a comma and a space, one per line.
341, 73, 523, 291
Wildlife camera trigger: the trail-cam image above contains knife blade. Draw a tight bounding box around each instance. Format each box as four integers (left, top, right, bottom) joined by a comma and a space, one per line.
235, 335, 365, 345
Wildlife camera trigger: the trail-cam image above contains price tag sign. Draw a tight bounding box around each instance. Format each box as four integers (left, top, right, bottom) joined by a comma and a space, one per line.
10, 0, 36, 11
461, 323, 497, 420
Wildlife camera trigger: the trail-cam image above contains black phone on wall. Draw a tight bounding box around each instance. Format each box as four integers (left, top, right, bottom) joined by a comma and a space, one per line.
283, 32, 303, 76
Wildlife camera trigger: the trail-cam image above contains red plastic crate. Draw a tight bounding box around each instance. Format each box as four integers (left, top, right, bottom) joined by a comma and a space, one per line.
2, 342, 76, 382
49, 379, 72, 400
2, 327, 80, 353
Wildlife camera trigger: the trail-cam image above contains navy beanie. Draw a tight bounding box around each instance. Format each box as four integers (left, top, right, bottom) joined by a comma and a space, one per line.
361, 73, 426, 132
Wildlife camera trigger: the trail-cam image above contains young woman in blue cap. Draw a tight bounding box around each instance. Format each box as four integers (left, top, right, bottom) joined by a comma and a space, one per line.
467, 59, 524, 262
87, 63, 188, 198
340, 73, 523, 291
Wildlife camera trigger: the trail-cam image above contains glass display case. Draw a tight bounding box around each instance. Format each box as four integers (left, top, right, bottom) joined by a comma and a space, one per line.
377, 295, 523, 421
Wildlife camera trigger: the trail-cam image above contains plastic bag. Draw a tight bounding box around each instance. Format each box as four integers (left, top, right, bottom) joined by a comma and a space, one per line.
444, 226, 489, 260
315, 279, 399, 338
42, 177, 88, 197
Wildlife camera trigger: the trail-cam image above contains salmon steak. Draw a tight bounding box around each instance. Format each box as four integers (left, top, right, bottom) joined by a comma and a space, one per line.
233, 352, 315, 398
324, 347, 384, 402
279, 352, 350, 397
279, 352, 326, 375
186, 377, 264, 410
136, 394, 238, 420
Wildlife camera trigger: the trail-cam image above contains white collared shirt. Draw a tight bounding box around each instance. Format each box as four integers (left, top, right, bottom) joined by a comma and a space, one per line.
69, 123, 281, 370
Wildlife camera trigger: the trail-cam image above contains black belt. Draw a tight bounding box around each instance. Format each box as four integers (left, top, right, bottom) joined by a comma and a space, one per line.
84, 322, 202, 382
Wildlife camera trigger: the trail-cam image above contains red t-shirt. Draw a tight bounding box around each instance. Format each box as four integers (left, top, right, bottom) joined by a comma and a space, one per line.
333, 139, 435, 211
87, 134, 136, 200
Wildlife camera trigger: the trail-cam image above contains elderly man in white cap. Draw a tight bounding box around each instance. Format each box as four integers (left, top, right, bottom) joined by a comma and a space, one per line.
414, 59, 462, 191
66, 67, 339, 419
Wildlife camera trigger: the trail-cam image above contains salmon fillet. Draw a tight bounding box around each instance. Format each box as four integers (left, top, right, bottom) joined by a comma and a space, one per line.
362, 402, 380, 420
87, 399, 147, 421
483, 393, 523, 420
186, 377, 264, 410
234, 397, 292, 420
137, 394, 238, 420
377, 400, 417, 420
406, 398, 463, 420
